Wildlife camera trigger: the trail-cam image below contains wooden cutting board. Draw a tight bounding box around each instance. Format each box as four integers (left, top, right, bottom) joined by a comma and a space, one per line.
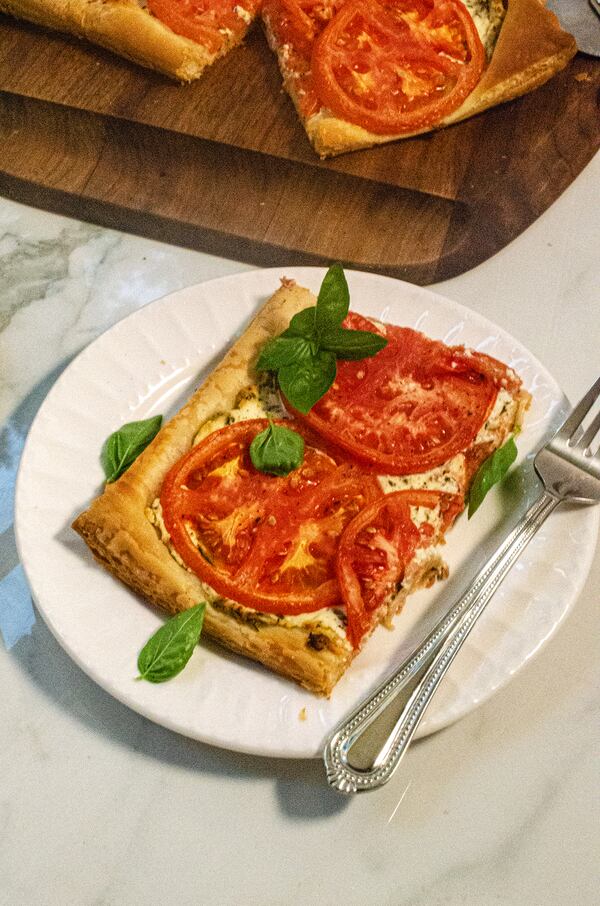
1, 16, 598, 283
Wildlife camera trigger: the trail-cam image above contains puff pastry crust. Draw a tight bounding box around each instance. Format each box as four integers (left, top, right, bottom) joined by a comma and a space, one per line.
0, 0, 253, 81
1, 0, 576, 150
73, 280, 528, 695
264, 0, 578, 157
72, 283, 357, 695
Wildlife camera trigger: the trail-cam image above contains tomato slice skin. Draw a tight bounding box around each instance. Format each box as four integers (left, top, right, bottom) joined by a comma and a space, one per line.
337, 489, 462, 647
160, 419, 382, 615
308, 0, 484, 134
148, 0, 258, 53
263, 0, 337, 54
263, 0, 345, 117
287, 311, 501, 476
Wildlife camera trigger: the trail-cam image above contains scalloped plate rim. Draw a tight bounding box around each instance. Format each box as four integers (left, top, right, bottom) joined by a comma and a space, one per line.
14, 267, 599, 758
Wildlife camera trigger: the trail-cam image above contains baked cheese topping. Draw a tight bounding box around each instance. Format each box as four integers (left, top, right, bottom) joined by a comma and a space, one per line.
192, 374, 286, 444
410, 503, 442, 530
235, 4, 253, 24
379, 455, 465, 496
475, 387, 517, 444
148, 491, 444, 645
147, 349, 521, 646
463, 0, 505, 57
147, 380, 450, 644
274, 0, 506, 135
147, 500, 350, 641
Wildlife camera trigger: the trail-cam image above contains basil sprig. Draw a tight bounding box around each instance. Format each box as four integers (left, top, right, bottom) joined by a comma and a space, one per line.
137, 603, 206, 683
250, 420, 305, 476
101, 415, 162, 483
256, 264, 387, 413
468, 436, 518, 518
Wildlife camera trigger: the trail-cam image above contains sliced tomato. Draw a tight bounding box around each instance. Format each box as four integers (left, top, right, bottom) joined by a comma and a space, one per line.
263, 0, 311, 53
263, 0, 345, 117
337, 489, 462, 647
263, 0, 342, 52
287, 311, 500, 476
148, 0, 258, 53
312, 0, 485, 134
160, 419, 382, 614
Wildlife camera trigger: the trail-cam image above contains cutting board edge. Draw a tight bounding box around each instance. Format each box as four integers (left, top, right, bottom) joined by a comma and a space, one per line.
0, 168, 478, 284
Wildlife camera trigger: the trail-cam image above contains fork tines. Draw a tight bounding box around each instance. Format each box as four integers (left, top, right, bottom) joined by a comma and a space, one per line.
557, 375, 600, 455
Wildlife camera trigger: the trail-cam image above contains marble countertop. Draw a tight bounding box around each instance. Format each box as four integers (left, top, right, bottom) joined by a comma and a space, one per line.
1, 152, 599, 906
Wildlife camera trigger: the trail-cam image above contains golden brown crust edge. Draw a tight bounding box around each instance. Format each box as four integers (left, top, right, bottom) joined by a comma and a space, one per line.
73, 281, 529, 696
297, 0, 578, 157
73, 282, 314, 599
72, 282, 359, 696
443, 0, 577, 127
0, 0, 252, 81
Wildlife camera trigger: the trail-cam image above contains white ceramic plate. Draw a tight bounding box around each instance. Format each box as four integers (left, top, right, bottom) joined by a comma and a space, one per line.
15, 268, 599, 758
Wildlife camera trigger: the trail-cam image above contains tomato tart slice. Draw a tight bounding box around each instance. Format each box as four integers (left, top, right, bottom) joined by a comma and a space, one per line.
73, 279, 530, 696
261, 0, 577, 156
287, 311, 521, 476
0, 0, 261, 82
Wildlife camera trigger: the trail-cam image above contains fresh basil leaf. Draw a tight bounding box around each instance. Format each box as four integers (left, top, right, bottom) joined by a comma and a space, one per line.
278, 350, 337, 414
315, 263, 350, 334
256, 336, 317, 371
320, 327, 388, 360
256, 266, 385, 413
281, 307, 317, 339
137, 603, 206, 683
249, 421, 305, 476
101, 415, 162, 483
468, 436, 518, 518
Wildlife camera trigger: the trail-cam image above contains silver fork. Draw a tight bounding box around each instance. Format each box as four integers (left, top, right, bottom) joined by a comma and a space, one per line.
324, 377, 600, 794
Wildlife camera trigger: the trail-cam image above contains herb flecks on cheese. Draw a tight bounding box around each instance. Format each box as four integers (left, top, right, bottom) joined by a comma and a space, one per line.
147, 497, 349, 645
475, 387, 517, 445
211, 598, 349, 645
410, 503, 441, 530
149, 379, 457, 629
379, 455, 466, 496
463, 0, 505, 58
193, 375, 286, 446
146, 334, 521, 648
146, 500, 186, 570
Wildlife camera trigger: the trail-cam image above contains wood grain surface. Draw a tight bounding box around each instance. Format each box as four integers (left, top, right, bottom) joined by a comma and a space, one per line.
0, 15, 598, 282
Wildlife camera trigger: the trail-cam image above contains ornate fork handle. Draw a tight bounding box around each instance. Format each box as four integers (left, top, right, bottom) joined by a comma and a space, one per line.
324, 489, 561, 794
